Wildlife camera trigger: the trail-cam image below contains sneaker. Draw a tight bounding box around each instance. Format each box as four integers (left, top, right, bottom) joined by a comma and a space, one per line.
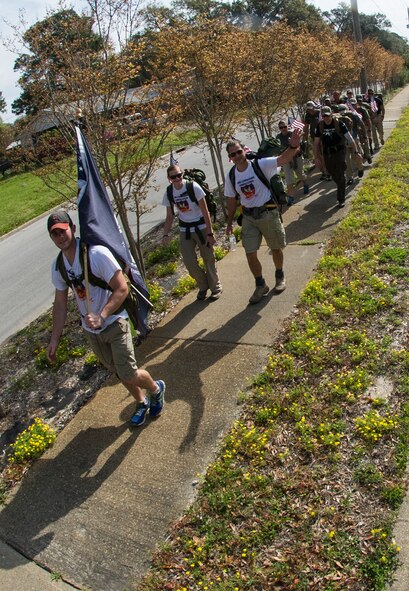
197, 289, 207, 300
249, 284, 269, 304
287, 196, 295, 206
303, 184, 309, 195
358, 169, 364, 178
325, 175, 332, 181
209, 287, 223, 300
150, 380, 165, 418
319, 174, 326, 181
130, 398, 150, 426
274, 276, 286, 293
366, 157, 372, 164
338, 201, 345, 208
346, 179, 354, 186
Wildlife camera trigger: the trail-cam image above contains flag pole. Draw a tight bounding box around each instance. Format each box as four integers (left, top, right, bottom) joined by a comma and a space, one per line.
82, 243, 91, 315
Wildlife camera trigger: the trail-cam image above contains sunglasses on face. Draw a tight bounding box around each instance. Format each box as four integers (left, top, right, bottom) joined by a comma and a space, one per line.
279, 126, 287, 130
169, 173, 183, 180
228, 148, 243, 158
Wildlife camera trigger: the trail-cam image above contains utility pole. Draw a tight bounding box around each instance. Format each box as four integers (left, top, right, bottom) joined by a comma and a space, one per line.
351, 0, 368, 94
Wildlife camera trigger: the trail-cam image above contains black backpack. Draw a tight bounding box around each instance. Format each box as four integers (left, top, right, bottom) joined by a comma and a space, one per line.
166, 168, 217, 222
56, 243, 148, 337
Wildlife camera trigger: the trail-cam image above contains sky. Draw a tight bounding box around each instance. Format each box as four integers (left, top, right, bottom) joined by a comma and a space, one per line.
1, 0, 409, 124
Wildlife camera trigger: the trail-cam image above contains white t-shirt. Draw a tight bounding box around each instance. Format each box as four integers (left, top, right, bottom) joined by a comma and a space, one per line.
224, 158, 279, 207
162, 180, 206, 231
51, 239, 128, 334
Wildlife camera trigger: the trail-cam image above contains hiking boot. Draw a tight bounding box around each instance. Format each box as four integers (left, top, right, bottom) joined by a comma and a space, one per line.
303, 184, 309, 195
150, 380, 165, 418
197, 289, 207, 300
209, 287, 223, 300
358, 169, 364, 178
274, 276, 286, 293
249, 284, 269, 304
130, 398, 150, 426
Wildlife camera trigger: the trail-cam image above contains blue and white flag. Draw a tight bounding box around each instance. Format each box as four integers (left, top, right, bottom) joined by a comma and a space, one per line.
75, 124, 151, 336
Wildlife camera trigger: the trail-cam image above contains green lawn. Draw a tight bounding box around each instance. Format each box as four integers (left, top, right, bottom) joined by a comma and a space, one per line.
0, 128, 203, 237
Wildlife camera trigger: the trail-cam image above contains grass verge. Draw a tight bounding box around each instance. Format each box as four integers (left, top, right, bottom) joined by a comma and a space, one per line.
136, 114, 409, 589
0, 128, 203, 237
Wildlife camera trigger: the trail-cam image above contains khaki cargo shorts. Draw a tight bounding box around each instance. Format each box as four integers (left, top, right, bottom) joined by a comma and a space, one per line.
84, 318, 138, 382
242, 209, 286, 253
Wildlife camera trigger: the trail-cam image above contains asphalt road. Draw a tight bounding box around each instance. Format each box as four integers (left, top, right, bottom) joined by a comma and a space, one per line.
0, 131, 255, 344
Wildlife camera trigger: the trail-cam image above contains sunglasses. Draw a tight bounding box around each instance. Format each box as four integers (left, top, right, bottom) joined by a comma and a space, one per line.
279, 126, 287, 130
169, 173, 183, 180
228, 148, 243, 158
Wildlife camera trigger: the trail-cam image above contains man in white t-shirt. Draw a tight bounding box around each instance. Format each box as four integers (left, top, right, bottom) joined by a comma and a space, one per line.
162, 165, 222, 301
224, 128, 302, 304
46, 210, 165, 427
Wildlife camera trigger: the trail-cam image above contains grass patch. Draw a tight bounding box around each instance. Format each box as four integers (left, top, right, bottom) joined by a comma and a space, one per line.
0, 129, 203, 237
137, 108, 409, 590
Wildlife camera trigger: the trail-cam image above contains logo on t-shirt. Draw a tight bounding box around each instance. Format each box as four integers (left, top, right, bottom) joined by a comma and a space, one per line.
240, 182, 256, 200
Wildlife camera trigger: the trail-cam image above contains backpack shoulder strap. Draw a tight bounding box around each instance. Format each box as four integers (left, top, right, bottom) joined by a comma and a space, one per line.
333, 116, 343, 138
55, 251, 71, 287
252, 159, 270, 190
83, 243, 111, 291
185, 181, 198, 204
166, 184, 175, 215
228, 165, 239, 197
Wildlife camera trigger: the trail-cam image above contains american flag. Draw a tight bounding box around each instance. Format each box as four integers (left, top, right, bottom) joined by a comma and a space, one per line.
288, 117, 305, 131
75, 125, 151, 337
370, 98, 378, 113
347, 101, 362, 119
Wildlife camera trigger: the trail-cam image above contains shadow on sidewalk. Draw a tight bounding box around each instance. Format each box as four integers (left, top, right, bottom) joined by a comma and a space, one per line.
0, 411, 140, 563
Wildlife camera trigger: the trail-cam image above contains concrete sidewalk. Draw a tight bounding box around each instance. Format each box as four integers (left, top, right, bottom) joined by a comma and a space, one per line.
1, 86, 408, 591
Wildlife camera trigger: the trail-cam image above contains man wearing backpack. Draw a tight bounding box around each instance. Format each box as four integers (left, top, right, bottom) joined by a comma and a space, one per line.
314, 106, 360, 208
276, 120, 309, 205
162, 164, 222, 301
224, 127, 302, 304
46, 210, 165, 427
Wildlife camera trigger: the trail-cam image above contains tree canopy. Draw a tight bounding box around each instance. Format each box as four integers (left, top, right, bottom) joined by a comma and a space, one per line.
12, 9, 103, 116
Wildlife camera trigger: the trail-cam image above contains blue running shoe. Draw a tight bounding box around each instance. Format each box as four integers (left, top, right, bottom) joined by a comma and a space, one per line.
150, 380, 166, 418
130, 398, 150, 426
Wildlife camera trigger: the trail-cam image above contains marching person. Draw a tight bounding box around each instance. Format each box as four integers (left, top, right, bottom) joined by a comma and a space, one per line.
224, 127, 303, 304
276, 120, 309, 205
162, 164, 222, 301
313, 106, 360, 208
366, 88, 385, 150
46, 210, 165, 427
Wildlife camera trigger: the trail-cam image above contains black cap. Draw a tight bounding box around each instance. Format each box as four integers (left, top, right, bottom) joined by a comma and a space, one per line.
47, 211, 73, 233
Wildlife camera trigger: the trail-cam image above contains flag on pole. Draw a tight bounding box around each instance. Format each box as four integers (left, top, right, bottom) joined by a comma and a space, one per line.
370, 98, 378, 113
170, 149, 178, 165
288, 117, 305, 132
75, 124, 151, 337
346, 101, 362, 119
